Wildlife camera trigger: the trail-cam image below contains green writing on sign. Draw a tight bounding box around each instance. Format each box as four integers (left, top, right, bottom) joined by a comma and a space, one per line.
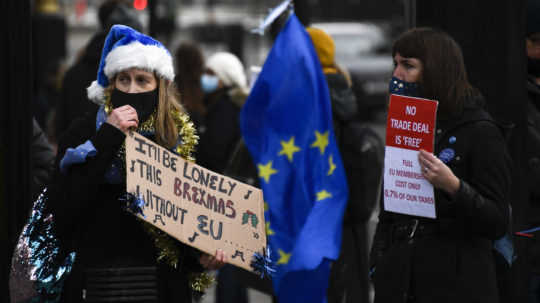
241, 211, 259, 228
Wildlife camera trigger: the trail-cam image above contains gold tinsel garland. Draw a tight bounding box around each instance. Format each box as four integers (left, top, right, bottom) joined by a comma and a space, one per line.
105, 100, 213, 294
190, 271, 216, 295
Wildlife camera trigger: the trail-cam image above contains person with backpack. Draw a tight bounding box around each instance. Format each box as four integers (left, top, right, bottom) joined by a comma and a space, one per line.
369, 28, 512, 303
307, 27, 384, 303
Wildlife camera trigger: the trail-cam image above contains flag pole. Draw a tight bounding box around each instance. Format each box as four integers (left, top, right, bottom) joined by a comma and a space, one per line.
251, 0, 293, 35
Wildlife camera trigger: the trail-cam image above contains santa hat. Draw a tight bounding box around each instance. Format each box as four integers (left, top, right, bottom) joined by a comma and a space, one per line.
87, 24, 174, 104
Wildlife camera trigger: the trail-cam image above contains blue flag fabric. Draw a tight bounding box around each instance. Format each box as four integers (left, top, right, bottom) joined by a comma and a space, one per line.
240, 13, 348, 303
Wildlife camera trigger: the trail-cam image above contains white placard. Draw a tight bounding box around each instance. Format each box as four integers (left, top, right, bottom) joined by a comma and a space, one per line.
383, 146, 436, 218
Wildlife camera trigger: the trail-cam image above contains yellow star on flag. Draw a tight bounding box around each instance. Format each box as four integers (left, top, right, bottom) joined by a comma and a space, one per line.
310, 130, 329, 155
316, 190, 332, 201
266, 221, 275, 236
258, 161, 277, 183
278, 136, 301, 162
327, 155, 336, 176
264, 201, 269, 212
277, 249, 292, 265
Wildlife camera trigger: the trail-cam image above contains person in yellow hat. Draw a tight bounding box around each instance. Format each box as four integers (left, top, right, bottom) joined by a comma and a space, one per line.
307, 27, 339, 73
307, 26, 384, 303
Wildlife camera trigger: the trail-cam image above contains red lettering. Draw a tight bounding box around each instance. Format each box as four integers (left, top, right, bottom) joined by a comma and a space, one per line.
207, 195, 217, 212
218, 198, 225, 215
225, 200, 236, 219
199, 189, 206, 207
174, 178, 182, 196
192, 187, 200, 204
183, 182, 191, 201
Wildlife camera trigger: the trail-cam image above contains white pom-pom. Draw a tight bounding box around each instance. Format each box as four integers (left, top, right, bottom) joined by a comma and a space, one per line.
87, 81, 105, 105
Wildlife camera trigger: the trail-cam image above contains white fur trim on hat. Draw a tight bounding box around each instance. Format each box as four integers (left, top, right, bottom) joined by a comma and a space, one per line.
104, 42, 174, 81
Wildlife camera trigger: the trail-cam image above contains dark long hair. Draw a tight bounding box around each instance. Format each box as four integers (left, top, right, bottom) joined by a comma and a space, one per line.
174, 42, 206, 117
392, 27, 480, 117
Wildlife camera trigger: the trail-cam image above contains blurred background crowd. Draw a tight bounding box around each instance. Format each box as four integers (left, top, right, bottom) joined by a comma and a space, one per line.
32, 0, 409, 148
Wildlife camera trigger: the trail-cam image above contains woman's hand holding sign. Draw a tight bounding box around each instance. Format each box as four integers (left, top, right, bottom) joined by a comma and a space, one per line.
199, 249, 227, 270
418, 149, 460, 196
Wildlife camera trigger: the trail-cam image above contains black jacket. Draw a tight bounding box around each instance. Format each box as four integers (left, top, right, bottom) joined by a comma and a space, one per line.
525, 77, 540, 273
47, 109, 202, 302
31, 118, 55, 201
371, 100, 512, 303
55, 32, 105, 138
527, 77, 540, 218
196, 93, 241, 173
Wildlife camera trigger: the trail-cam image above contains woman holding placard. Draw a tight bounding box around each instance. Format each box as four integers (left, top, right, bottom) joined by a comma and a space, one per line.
370, 28, 512, 303
40, 25, 225, 302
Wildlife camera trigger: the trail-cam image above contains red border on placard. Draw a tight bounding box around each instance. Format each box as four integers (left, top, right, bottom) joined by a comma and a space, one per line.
385, 94, 438, 153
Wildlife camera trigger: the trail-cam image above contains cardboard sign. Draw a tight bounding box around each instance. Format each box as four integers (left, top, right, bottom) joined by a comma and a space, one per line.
384, 94, 438, 218
125, 132, 267, 272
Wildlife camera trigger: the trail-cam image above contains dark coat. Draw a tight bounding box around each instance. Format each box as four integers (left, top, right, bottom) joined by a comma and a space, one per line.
526, 77, 540, 219
46, 109, 202, 302
196, 93, 241, 173
31, 118, 55, 201
525, 77, 540, 273
371, 100, 512, 303
55, 32, 105, 138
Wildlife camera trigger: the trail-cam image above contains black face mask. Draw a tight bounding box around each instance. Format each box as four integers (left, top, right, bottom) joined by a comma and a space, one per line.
528, 57, 540, 78
110, 88, 158, 123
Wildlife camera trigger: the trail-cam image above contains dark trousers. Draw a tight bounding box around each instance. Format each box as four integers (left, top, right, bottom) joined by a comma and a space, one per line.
328, 223, 370, 303
530, 274, 540, 303
216, 265, 247, 303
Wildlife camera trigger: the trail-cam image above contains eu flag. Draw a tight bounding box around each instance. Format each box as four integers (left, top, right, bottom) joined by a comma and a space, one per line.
240, 13, 348, 302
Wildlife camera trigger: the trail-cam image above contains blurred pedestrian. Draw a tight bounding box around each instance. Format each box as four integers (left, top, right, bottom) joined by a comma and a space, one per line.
370, 28, 512, 303
55, 0, 142, 142
46, 25, 225, 302
196, 52, 250, 173
307, 27, 384, 303
523, 0, 540, 302
193, 51, 251, 303
174, 42, 206, 127
32, 0, 66, 139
